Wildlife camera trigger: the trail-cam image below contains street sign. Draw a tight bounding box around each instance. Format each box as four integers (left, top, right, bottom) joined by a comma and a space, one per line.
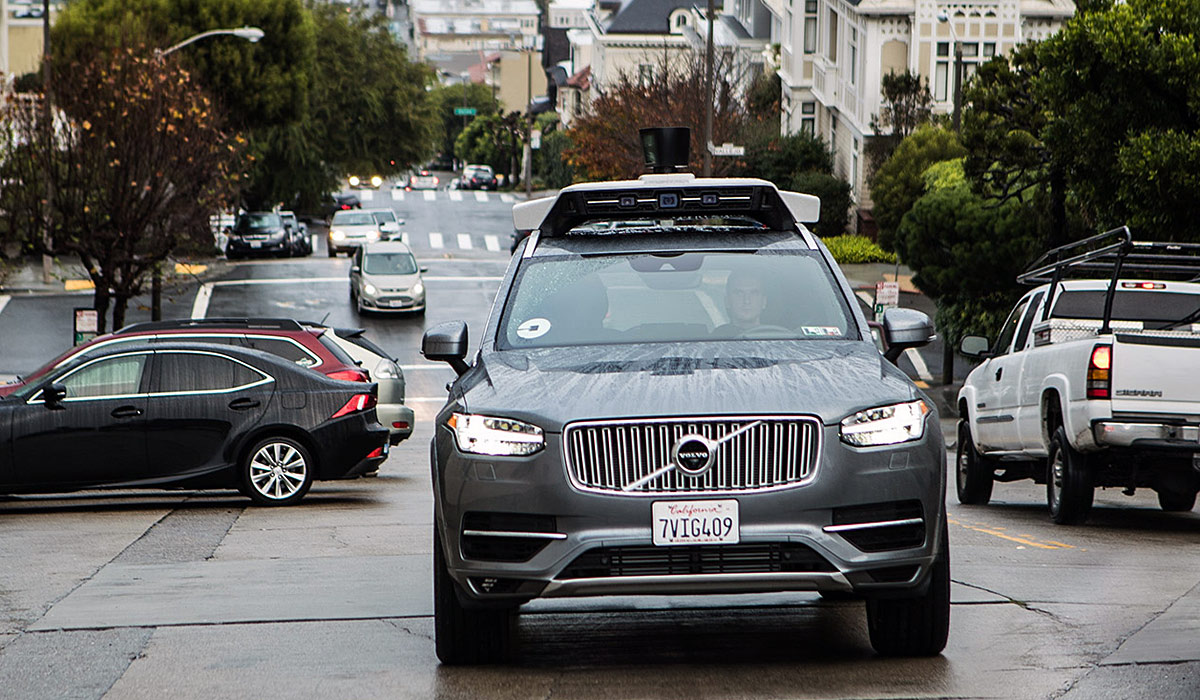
74, 308, 98, 346
453, 107, 477, 116
874, 281, 900, 322
530, 129, 541, 150
708, 141, 745, 157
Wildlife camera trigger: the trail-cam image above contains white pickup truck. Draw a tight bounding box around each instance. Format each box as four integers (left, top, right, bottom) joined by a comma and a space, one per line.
956, 230, 1200, 524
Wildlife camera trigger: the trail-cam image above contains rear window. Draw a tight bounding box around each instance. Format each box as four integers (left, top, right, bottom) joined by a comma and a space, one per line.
1051, 290, 1200, 324
315, 331, 360, 368
244, 336, 320, 367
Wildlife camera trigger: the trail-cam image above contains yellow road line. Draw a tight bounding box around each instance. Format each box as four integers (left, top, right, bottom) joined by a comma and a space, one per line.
948, 517, 1074, 550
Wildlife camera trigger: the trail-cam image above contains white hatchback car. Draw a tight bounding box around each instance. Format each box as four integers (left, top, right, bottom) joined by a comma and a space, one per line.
349, 241, 427, 315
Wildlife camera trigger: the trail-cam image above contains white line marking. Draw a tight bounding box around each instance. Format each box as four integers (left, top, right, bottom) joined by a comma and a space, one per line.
360, 190, 374, 201
399, 365, 454, 371
191, 283, 213, 318
474, 191, 488, 203
400, 232, 410, 245
423, 276, 503, 282
500, 194, 515, 203
457, 233, 473, 250
423, 191, 436, 202
392, 191, 405, 202
855, 290, 873, 307
428, 232, 444, 248
905, 347, 935, 383
484, 235, 500, 252
213, 277, 346, 286
449, 191, 463, 202
0, 295, 10, 317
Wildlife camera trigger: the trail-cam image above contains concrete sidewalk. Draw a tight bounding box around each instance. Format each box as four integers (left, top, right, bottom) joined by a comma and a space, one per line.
1, 255, 94, 295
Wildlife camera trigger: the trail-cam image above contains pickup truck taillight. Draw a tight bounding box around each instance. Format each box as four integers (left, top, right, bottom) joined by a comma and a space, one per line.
1087, 345, 1112, 399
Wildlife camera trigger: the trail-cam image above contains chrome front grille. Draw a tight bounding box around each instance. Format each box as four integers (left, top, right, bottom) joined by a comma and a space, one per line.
564, 416, 821, 494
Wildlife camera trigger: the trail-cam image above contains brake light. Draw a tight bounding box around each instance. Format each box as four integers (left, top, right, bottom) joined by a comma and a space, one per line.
366, 446, 385, 459
1087, 345, 1112, 399
326, 368, 369, 383
331, 393, 376, 419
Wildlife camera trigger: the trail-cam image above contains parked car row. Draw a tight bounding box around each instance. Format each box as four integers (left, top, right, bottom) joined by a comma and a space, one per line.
225, 211, 312, 260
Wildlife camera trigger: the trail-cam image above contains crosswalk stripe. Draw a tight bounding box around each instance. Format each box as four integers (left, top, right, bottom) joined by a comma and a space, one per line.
474, 191, 488, 202
429, 232, 444, 248
457, 233, 473, 250
390, 190, 404, 202
500, 194, 515, 203
449, 191, 463, 202
484, 235, 500, 252
360, 190, 374, 201
423, 190, 436, 202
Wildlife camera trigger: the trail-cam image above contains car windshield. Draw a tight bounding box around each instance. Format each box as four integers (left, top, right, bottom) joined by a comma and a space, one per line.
237, 213, 281, 231
364, 252, 418, 275
332, 211, 376, 226
498, 251, 855, 349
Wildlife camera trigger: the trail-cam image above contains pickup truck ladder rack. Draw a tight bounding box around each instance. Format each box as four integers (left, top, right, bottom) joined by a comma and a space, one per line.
1019, 226, 1200, 334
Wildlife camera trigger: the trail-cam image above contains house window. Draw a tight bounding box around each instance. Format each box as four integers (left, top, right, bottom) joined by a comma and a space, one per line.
849, 27, 858, 85
801, 101, 816, 136
851, 138, 860, 195
803, 1, 818, 54
826, 9, 838, 62
934, 42, 949, 101
675, 13, 689, 29
983, 42, 996, 58
784, 8, 792, 46
638, 64, 654, 87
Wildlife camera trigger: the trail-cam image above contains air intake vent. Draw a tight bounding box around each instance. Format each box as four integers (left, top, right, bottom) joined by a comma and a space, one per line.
557, 543, 836, 580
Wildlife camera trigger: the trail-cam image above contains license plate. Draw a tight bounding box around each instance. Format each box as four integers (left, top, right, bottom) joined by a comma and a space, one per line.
250, 241, 262, 248
652, 499, 739, 546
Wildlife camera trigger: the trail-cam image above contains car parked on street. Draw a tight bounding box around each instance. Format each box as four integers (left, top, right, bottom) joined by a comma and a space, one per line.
458, 164, 497, 191
226, 211, 295, 259
0, 318, 370, 398
349, 241, 427, 315
421, 129, 946, 664
0, 342, 388, 506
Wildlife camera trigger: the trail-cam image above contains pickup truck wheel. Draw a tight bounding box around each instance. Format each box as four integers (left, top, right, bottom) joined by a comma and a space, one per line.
1157, 489, 1197, 512
866, 520, 950, 657
1046, 427, 1094, 524
434, 529, 515, 665
956, 420, 994, 505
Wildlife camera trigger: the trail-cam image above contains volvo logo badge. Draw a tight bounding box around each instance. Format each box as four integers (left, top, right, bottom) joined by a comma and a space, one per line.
671, 434, 715, 477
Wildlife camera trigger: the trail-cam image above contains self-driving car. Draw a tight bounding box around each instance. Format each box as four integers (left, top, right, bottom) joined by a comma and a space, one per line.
422, 128, 947, 664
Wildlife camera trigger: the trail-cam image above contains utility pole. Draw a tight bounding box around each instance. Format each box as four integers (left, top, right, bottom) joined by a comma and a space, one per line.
703, 0, 715, 177
524, 48, 533, 198
40, 0, 53, 284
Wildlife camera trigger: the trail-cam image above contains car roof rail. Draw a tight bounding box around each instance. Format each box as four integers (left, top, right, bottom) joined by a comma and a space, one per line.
115, 318, 306, 334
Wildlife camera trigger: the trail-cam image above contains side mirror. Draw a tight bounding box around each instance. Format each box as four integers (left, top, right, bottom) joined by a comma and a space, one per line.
420, 266, 429, 273
380, 222, 401, 234
422, 321, 470, 376
350, 265, 361, 273
960, 335, 993, 359
44, 382, 67, 407
881, 307, 935, 364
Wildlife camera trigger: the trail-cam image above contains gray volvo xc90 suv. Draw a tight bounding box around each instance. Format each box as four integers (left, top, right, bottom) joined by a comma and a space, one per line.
423, 139, 947, 664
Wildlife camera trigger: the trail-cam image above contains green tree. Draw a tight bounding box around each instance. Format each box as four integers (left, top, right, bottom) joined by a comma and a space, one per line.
733, 127, 833, 189
866, 70, 934, 174
537, 129, 576, 188
429, 81, 499, 164
455, 113, 523, 183
790, 171, 852, 238
870, 124, 965, 252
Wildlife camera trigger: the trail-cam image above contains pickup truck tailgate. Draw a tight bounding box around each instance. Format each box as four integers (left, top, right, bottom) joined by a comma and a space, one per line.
1112, 333, 1200, 416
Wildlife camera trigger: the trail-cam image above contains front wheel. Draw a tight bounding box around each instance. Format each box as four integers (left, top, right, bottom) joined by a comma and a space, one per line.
865, 520, 950, 657
956, 420, 994, 505
434, 529, 515, 664
1157, 488, 1197, 512
1046, 426, 1093, 524
240, 436, 314, 506
326, 244, 337, 258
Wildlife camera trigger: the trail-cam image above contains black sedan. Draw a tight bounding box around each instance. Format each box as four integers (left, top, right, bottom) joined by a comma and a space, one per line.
0, 342, 389, 506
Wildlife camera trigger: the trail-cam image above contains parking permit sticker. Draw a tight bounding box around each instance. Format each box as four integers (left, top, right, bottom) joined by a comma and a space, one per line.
517, 318, 552, 339
801, 326, 842, 336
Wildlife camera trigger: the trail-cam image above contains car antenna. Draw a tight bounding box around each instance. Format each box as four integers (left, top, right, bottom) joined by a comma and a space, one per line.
318, 311, 331, 325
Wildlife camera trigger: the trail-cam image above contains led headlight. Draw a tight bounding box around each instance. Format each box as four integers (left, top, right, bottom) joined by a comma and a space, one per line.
370, 175, 383, 188
330, 229, 346, 242
348, 176, 361, 187
448, 413, 544, 456
840, 400, 930, 447
363, 283, 378, 296
412, 280, 424, 295
367, 229, 381, 242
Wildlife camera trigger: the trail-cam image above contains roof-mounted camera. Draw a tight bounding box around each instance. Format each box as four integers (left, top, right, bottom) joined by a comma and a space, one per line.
640, 127, 691, 174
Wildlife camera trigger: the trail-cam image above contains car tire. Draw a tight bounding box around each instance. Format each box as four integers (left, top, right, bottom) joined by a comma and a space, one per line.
240, 436, 314, 506
955, 420, 994, 505
1157, 488, 1197, 512
865, 520, 950, 657
434, 528, 515, 665
355, 294, 367, 315
327, 244, 337, 258
1046, 426, 1094, 525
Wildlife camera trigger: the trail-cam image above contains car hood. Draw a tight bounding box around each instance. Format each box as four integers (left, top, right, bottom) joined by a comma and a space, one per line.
457, 341, 921, 430
331, 224, 378, 234
363, 273, 421, 287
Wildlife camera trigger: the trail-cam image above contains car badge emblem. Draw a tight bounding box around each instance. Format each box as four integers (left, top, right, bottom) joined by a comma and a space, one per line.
671, 434, 716, 477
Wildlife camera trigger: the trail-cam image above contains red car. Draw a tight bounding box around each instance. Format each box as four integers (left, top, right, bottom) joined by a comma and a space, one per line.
0, 318, 369, 397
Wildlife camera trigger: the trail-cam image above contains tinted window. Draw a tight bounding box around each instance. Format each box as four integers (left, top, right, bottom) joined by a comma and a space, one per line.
236, 213, 281, 231
315, 332, 358, 367
332, 211, 375, 226
243, 336, 319, 367
59, 354, 148, 399
154, 352, 264, 393
993, 299, 1029, 357
1013, 291, 1044, 352
499, 251, 853, 348
364, 252, 417, 275
1051, 290, 1200, 324
370, 210, 397, 224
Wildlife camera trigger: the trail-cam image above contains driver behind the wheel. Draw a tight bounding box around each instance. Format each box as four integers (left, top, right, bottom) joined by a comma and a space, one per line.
711, 269, 767, 338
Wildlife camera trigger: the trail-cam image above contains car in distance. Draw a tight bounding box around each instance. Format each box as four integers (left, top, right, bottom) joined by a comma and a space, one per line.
226, 211, 294, 259
0, 342, 388, 506
328, 209, 384, 257
349, 241, 427, 315
348, 175, 384, 189
422, 130, 946, 664
406, 170, 440, 191
458, 164, 497, 191
279, 210, 312, 257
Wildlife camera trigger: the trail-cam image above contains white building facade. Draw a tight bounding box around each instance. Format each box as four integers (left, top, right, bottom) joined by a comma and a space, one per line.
410, 0, 541, 60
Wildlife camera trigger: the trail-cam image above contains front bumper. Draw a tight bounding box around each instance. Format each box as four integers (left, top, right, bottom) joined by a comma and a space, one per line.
433, 422, 946, 605
227, 237, 288, 254
380, 403, 415, 444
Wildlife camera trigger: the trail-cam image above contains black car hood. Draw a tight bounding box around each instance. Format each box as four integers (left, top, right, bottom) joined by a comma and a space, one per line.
459, 341, 920, 430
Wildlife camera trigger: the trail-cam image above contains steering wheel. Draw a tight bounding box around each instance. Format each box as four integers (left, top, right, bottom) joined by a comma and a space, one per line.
736, 324, 791, 339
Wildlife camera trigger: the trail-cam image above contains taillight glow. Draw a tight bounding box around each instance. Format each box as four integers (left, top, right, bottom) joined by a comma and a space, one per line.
392, 421, 409, 430
1087, 345, 1112, 399
326, 368, 369, 383
366, 447, 385, 459
331, 393, 376, 419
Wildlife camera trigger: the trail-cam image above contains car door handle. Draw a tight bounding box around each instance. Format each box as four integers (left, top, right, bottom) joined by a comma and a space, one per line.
995, 367, 1003, 381
228, 398, 261, 411
111, 406, 143, 418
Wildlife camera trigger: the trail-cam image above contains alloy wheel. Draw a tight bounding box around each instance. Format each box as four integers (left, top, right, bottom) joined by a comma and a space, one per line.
249, 441, 308, 501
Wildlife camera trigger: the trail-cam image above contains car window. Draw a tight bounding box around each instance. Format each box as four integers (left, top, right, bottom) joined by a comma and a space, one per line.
332, 211, 375, 226
243, 336, 320, 367
153, 352, 267, 393
370, 210, 397, 224
498, 251, 854, 349
1013, 291, 1045, 352
1050, 289, 1200, 324
236, 213, 281, 231
364, 252, 417, 275
58, 354, 148, 399
992, 299, 1029, 357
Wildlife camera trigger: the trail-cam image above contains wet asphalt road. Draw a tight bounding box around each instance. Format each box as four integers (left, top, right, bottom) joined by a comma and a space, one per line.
1, 187, 1198, 698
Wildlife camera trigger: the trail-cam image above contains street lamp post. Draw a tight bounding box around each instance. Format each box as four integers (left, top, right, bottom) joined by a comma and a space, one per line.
150, 26, 264, 321
937, 10, 964, 135
703, 0, 715, 177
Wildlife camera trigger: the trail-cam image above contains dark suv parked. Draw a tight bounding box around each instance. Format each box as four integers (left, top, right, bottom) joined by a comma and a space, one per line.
226, 212, 296, 259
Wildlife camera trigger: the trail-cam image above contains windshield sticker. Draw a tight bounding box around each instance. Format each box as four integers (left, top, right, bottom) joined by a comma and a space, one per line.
516, 318, 552, 339
801, 326, 842, 337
